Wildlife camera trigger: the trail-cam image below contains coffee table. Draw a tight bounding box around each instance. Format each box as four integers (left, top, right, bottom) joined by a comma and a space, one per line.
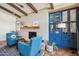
16, 38, 30, 49
16, 38, 29, 42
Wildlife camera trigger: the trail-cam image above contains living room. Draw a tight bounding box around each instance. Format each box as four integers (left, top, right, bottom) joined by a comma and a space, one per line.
0, 3, 79, 56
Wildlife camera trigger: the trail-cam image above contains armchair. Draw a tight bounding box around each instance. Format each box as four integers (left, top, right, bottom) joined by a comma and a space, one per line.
18, 36, 42, 56
6, 32, 16, 47
6, 31, 22, 47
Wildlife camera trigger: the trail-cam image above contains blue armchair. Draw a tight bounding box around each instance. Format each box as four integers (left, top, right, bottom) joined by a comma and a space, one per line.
18, 36, 42, 56
6, 32, 22, 47
6, 32, 16, 46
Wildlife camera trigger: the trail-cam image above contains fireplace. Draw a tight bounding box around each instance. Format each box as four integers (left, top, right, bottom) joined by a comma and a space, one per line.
29, 32, 37, 39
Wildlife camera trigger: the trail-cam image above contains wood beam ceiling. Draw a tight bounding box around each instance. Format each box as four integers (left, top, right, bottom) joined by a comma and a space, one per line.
0, 5, 21, 18
16, 3, 24, 8
27, 3, 38, 13
7, 3, 28, 16
50, 3, 54, 9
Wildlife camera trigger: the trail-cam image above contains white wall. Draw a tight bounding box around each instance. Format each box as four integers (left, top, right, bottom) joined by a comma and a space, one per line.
0, 12, 16, 41
19, 9, 49, 41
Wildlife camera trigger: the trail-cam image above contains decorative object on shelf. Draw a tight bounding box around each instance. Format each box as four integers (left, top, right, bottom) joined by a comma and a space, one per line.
33, 21, 39, 26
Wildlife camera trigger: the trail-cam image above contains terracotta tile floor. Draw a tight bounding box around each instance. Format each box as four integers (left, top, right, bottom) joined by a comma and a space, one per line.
44, 49, 78, 56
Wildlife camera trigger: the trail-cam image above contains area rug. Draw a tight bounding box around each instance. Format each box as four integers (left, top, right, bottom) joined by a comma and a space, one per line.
0, 46, 77, 56
0, 46, 19, 56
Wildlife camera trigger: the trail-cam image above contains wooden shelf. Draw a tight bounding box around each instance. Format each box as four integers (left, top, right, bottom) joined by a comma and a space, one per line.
21, 25, 40, 29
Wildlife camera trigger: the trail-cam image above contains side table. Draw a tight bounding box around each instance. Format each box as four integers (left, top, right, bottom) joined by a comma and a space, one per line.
16, 38, 30, 49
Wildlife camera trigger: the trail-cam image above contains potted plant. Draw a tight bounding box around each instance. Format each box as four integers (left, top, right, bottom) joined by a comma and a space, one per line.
46, 41, 58, 53
46, 41, 53, 52
52, 42, 58, 50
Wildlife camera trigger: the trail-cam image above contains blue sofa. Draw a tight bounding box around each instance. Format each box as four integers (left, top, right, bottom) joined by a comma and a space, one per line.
18, 36, 42, 56
6, 31, 22, 47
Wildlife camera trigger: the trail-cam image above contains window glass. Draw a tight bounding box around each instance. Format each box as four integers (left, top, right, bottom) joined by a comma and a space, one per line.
56, 16, 60, 22
55, 14, 60, 33
62, 11, 67, 22
62, 23, 67, 32
50, 14, 54, 23
70, 9, 76, 21
70, 23, 76, 33
50, 24, 53, 32
63, 28, 67, 32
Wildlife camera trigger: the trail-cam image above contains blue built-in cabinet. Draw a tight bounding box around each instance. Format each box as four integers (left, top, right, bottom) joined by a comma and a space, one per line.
49, 7, 79, 50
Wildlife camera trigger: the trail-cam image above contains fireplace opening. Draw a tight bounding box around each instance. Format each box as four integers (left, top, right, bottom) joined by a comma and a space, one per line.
29, 32, 37, 39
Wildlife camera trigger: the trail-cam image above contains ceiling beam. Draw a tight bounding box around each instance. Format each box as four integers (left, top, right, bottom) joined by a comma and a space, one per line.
7, 3, 28, 16
16, 3, 24, 8
50, 3, 54, 9
0, 5, 21, 18
27, 3, 38, 13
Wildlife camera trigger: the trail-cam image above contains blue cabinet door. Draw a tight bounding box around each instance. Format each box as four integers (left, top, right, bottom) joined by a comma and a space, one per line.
49, 11, 72, 48
54, 13, 62, 48
49, 12, 62, 48
61, 32, 71, 48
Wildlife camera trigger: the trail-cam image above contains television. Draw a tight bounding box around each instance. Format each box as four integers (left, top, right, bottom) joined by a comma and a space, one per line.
29, 32, 37, 39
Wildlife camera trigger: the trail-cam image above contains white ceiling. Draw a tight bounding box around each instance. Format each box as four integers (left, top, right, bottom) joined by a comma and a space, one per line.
0, 3, 75, 18
32, 3, 50, 10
